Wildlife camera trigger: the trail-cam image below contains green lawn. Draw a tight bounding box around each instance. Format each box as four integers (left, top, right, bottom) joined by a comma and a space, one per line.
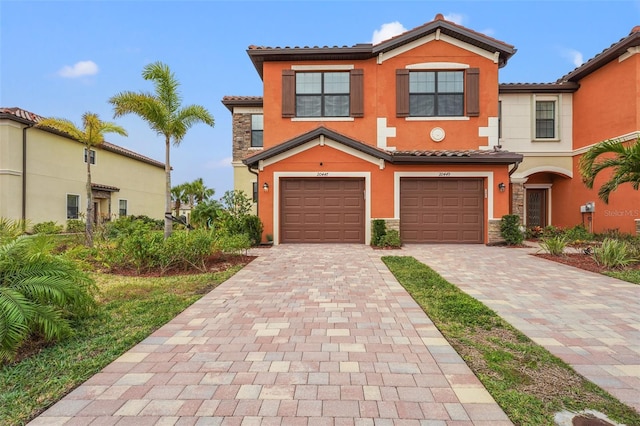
0, 266, 245, 426
382, 255, 640, 426
605, 268, 640, 284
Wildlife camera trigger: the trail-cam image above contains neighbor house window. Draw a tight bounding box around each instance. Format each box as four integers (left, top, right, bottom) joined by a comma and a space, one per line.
252, 182, 258, 203
67, 194, 80, 219
251, 115, 263, 147
397, 68, 479, 118
119, 199, 128, 217
84, 148, 96, 164
535, 100, 556, 139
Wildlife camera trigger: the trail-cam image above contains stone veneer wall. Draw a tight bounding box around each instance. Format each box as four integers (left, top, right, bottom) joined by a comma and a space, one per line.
636, 219, 640, 236
511, 181, 525, 220
487, 219, 503, 245
232, 113, 252, 161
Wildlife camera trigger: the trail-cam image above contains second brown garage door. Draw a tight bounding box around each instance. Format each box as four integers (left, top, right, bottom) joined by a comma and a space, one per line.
280, 178, 365, 243
400, 178, 484, 243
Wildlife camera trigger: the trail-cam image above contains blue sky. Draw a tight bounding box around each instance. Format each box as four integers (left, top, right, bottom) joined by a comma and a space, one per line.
2, 1, 639, 198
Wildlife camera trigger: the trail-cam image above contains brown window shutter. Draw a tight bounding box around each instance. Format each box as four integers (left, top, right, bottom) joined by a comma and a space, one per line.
282, 70, 295, 118
350, 69, 364, 117
466, 68, 480, 117
396, 69, 409, 117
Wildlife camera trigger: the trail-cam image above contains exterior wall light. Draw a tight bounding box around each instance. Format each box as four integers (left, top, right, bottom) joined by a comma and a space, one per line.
498, 182, 506, 192
263, 182, 269, 192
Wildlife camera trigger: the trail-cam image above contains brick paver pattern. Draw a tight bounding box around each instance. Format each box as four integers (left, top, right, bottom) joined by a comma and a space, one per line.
30, 245, 511, 426
404, 244, 640, 412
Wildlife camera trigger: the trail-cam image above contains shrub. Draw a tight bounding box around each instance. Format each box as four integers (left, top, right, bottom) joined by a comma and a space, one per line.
0, 218, 27, 243
500, 215, 523, 245
538, 235, 568, 256
215, 233, 251, 255
541, 225, 563, 238
242, 215, 263, 246
32, 221, 63, 235
564, 224, 593, 243
65, 220, 85, 233
371, 219, 387, 247
592, 238, 636, 269
381, 229, 401, 248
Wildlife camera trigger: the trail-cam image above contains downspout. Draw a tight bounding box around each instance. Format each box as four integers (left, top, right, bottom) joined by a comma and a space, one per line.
22, 124, 33, 222
247, 165, 259, 205
509, 160, 521, 176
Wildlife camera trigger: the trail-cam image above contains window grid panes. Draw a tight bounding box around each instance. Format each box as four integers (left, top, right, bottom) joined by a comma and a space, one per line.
252, 182, 258, 203
84, 148, 96, 164
536, 101, 555, 139
296, 72, 349, 117
251, 115, 263, 147
409, 71, 464, 117
67, 194, 79, 219
119, 200, 127, 217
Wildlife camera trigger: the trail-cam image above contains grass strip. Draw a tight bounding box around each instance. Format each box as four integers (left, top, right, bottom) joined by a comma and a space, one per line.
382, 255, 640, 426
605, 269, 640, 284
0, 265, 245, 426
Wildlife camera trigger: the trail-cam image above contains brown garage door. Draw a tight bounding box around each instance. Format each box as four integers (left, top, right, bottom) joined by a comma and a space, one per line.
280, 178, 365, 243
400, 178, 484, 243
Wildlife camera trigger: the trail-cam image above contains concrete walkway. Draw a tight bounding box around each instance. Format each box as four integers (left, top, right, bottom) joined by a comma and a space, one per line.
403, 245, 640, 412
30, 245, 511, 426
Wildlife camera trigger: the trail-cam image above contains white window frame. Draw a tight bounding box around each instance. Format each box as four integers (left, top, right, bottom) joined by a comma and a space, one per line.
251, 114, 263, 148
532, 95, 560, 142
118, 199, 128, 217
84, 148, 96, 165
66, 193, 81, 219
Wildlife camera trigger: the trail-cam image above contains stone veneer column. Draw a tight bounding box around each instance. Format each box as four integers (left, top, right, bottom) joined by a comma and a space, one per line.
510, 177, 528, 222
487, 219, 503, 245
636, 219, 640, 236
232, 113, 252, 161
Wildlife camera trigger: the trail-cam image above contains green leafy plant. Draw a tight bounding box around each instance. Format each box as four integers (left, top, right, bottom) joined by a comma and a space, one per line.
0, 218, 27, 244
564, 224, 593, 242
371, 219, 387, 247
65, 220, 85, 233
500, 215, 524, 245
242, 215, 263, 246
32, 221, 63, 235
538, 235, 568, 256
380, 229, 401, 248
592, 238, 636, 269
0, 235, 96, 361
215, 233, 251, 255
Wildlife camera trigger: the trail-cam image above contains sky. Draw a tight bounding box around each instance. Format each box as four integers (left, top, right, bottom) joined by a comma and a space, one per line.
2, 0, 639, 199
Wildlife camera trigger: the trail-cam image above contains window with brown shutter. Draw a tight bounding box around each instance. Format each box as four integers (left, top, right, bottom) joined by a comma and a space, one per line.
396, 69, 409, 117
282, 70, 295, 118
465, 68, 480, 117
350, 69, 364, 117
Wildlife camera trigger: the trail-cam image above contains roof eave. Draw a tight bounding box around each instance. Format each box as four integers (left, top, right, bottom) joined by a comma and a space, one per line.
499, 82, 579, 93
390, 153, 523, 165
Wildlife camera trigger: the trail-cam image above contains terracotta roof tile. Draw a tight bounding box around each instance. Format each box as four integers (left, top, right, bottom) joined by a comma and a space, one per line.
0, 107, 164, 169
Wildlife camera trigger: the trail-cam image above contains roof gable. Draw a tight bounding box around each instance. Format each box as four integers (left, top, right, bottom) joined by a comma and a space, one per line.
247, 14, 516, 78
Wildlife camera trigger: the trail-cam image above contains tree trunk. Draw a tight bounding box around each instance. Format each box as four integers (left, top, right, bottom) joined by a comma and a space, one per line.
85, 149, 94, 247
164, 136, 172, 239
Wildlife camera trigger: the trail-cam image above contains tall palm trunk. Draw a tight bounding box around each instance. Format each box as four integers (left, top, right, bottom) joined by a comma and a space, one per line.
164, 135, 172, 239
86, 151, 94, 247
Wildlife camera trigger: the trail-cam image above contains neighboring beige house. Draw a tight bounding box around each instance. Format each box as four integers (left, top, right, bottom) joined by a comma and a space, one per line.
221, 96, 263, 214
0, 107, 166, 229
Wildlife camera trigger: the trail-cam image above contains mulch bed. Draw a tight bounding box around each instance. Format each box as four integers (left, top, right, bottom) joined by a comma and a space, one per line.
533, 252, 640, 274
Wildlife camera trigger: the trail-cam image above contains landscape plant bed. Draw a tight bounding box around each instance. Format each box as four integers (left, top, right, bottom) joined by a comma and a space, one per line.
533, 252, 640, 277
382, 256, 640, 426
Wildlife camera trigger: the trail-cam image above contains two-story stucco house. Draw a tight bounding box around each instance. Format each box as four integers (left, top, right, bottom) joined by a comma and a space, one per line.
226, 15, 640, 244
0, 107, 166, 228
225, 14, 523, 245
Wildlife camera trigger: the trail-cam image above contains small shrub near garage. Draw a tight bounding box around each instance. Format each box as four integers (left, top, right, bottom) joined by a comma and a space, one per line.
381, 229, 401, 248
538, 235, 568, 256
371, 219, 387, 247
500, 214, 524, 245
593, 238, 636, 269
66, 220, 85, 233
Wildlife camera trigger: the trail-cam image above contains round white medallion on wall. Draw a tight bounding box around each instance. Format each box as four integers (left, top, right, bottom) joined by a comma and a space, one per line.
430, 127, 445, 142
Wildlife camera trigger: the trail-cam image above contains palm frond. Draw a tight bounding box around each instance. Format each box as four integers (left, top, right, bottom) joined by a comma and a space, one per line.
35, 118, 84, 140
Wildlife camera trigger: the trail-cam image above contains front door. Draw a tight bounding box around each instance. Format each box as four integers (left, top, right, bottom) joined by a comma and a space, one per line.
526, 189, 547, 227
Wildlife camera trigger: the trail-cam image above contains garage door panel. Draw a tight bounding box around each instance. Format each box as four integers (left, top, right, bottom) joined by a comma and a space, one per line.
401, 178, 483, 244
281, 178, 365, 243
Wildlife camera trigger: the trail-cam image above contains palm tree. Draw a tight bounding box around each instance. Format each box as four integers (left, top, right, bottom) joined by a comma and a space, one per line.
35, 113, 127, 247
109, 62, 215, 238
579, 137, 640, 203
171, 183, 189, 217
0, 235, 96, 362
185, 178, 215, 205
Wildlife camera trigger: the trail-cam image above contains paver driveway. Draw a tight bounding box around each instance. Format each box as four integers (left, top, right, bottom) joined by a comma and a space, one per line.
404, 244, 640, 412
30, 245, 511, 426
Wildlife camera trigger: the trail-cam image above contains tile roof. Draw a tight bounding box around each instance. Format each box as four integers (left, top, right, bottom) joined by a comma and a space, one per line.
221, 96, 264, 112
499, 82, 579, 93
247, 14, 516, 78
0, 107, 165, 169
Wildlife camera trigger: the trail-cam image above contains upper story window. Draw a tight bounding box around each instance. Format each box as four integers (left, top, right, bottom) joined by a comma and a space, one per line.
67, 194, 79, 219
409, 71, 464, 117
251, 115, 263, 147
296, 72, 350, 117
535, 100, 555, 139
282, 69, 363, 119
84, 148, 96, 164
397, 68, 479, 118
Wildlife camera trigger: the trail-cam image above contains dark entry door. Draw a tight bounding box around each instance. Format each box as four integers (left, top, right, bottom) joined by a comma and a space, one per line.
526, 189, 547, 227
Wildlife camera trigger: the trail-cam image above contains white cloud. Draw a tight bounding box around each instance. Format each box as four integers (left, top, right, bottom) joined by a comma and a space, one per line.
560, 48, 584, 67
205, 156, 232, 170
57, 60, 99, 78
372, 21, 408, 45
443, 13, 464, 25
